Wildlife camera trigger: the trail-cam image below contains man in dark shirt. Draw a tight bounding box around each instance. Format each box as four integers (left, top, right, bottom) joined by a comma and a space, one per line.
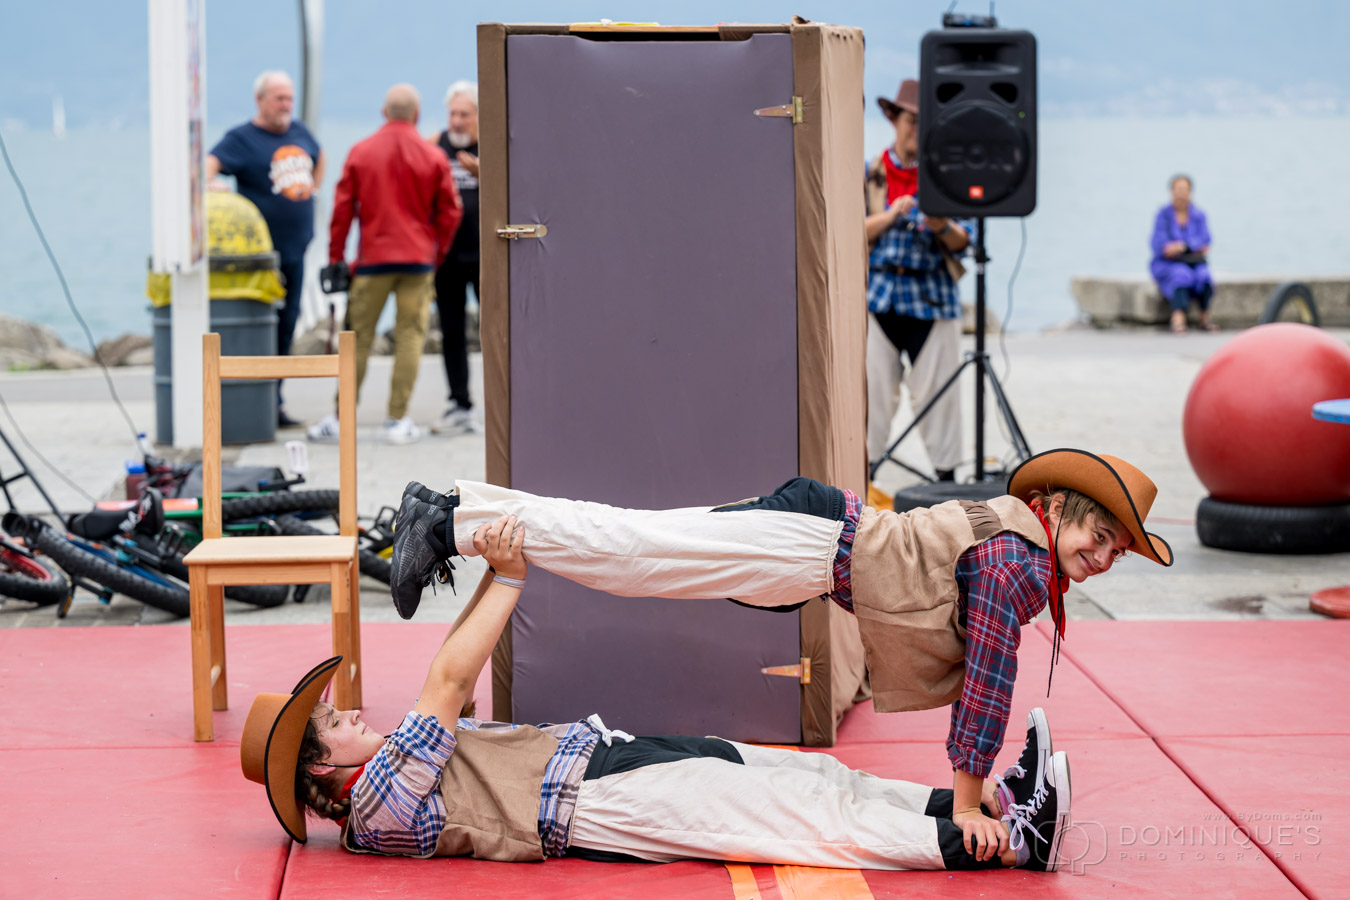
207, 70, 325, 429
429, 80, 482, 435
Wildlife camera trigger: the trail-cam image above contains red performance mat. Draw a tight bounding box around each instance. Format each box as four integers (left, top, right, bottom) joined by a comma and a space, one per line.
0, 620, 1335, 898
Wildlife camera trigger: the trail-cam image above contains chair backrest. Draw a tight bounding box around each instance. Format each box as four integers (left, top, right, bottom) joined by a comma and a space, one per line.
200, 331, 357, 540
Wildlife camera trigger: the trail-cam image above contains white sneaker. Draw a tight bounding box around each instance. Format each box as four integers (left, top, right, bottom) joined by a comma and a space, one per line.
382, 416, 423, 444
431, 405, 484, 435
306, 412, 340, 444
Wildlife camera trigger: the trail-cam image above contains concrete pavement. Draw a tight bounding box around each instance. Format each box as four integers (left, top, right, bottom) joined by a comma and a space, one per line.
2, 327, 1347, 628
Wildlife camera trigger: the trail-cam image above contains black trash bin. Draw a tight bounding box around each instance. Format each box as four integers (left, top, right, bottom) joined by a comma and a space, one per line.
147, 193, 286, 445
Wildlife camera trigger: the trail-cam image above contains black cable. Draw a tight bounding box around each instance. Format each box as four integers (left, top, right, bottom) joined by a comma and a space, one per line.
0, 386, 97, 504
0, 130, 144, 446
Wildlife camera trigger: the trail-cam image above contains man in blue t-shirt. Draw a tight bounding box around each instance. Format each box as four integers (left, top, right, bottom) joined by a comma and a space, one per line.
208, 70, 326, 429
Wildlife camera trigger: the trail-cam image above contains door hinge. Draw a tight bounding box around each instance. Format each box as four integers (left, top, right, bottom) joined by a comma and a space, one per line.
761, 657, 811, 684
753, 96, 803, 124
496, 224, 548, 239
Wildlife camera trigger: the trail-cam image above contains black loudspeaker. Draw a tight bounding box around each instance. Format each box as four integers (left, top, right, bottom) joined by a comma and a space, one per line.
918, 28, 1037, 217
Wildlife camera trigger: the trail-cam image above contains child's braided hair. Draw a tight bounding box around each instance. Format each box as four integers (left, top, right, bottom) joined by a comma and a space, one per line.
296, 717, 352, 823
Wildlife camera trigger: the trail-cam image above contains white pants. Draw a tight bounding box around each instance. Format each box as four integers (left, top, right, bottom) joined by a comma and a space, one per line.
866, 313, 962, 471
452, 480, 842, 607
568, 742, 947, 870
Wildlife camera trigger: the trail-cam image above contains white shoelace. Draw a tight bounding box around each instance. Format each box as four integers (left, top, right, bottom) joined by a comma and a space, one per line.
1000, 771, 1051, 852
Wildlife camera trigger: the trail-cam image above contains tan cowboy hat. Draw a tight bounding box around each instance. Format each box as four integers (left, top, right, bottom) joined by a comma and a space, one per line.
1008, 449, 1173, 566
878, 78, 920, 120
241, 656, 341, 843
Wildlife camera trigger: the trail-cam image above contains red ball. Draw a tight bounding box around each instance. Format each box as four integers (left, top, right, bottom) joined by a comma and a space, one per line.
1184, 323, 1350, 505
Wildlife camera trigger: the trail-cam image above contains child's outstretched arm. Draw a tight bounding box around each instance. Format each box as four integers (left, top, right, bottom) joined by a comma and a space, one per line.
413, 515, 527, 724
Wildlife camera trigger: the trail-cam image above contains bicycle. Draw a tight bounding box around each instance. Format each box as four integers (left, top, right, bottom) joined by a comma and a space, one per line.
0, 528, 70, 607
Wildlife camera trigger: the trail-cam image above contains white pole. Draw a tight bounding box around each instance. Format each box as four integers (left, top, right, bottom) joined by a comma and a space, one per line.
149, 0, 209, 448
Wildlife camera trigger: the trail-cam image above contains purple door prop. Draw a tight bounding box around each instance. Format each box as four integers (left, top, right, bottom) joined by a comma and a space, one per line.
505, 33, 803, 740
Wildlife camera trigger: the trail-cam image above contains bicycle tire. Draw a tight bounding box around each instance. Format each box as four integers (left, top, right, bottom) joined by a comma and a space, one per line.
25, 527, 191, 617
0, 548, 70, 606
220, 490, 342, 522
158, 552, 290, 608
274, 514, 393, 584
1258, 281, 1320, 327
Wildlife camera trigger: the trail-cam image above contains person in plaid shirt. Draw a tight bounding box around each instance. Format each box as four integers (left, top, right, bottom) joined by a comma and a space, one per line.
243, 513, 1078, 871
864, 78, 974, 482
387, 449, 1173, 868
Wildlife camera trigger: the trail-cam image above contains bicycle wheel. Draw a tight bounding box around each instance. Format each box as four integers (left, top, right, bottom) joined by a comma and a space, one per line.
274, 514, 393, 584
158, 552, 290, 608
23, 526, 191, 618
220, 490, 341, 522
0, 547, 70, 606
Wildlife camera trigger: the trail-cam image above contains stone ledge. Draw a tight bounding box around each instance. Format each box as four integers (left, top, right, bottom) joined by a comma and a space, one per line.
1071, 275, 1350, 328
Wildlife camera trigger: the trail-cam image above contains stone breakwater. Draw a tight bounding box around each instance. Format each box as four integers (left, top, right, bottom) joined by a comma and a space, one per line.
0, 310, 482, 371
1072, 275, 1350, 329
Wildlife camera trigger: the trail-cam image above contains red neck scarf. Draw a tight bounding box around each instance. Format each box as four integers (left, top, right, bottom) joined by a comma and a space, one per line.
881, 148, 918, 205
333, 764, 367, 828
1027, 499, 1070, 639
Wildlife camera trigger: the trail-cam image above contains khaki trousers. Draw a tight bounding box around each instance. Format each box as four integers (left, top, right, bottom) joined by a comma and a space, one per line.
347, 271, 433, 420
866, 313, 962, 471
568, 742, 947, 869
451, 480, 842, 606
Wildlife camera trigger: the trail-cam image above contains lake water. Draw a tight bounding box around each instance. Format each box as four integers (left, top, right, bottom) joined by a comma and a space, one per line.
2, 115, 1348, 350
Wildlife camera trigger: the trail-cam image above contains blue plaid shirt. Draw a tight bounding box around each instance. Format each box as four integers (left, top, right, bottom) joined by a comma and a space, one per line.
345, 711, 599, 858
866, 150, 972, 320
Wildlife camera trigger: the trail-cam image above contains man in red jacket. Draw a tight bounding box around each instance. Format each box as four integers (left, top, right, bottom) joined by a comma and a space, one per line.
311, 83, 462, 445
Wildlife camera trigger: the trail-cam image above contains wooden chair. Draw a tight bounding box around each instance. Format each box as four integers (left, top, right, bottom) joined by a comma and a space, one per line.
184, 331, 362, 741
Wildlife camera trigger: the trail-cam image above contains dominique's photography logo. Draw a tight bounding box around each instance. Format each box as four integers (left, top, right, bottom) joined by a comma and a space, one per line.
1056, 811, 1324, 874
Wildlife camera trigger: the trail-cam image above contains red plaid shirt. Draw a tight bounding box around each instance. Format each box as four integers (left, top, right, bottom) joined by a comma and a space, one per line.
828, 502, 1050, 778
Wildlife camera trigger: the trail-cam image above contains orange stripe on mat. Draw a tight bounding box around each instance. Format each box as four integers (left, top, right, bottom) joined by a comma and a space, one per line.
773, 865, 873, 900
726, 863, 780, 900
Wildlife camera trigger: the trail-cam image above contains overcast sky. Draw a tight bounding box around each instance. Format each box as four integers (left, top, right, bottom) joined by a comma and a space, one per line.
3, 0, 1347, 134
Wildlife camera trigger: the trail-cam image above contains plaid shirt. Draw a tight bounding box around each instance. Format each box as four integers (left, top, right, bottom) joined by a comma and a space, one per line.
825, 488, 862, 612
948, 533, 1052, 776
346, 712, 599, 858
827, 502, 1050, 778
865, 151, 972, 321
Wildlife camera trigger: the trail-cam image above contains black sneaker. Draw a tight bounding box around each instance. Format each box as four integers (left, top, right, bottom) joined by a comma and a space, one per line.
389, 489, 457, 619
1009, 750, 1072, 872
996, 707, 1052, 814
404, 481, 455, 509
277, 408, 302, 428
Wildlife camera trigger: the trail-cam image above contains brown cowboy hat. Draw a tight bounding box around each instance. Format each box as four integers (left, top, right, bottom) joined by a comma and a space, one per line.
877, 78, 920, 120
1008, 449, 1173, 566
241, 656, 341, 843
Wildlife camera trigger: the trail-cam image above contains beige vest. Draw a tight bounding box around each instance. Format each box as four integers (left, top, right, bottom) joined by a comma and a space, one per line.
342, 724, 559, 862
850, 496, 1049, 714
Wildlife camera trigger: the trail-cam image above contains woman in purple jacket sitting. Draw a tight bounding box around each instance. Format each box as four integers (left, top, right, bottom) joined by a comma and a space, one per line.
1150, 174, 1214, 334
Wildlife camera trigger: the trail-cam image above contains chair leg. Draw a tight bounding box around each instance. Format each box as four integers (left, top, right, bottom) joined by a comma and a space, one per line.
330, 561, 353, 709
348, 563, 363, 709
189, 567, 214, 742
209, 583, 228, 711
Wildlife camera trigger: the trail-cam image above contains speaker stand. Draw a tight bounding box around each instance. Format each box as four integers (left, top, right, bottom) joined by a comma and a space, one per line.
869, 218, 1033, 488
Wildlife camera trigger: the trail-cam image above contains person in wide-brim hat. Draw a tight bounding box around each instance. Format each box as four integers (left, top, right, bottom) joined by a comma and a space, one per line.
383, 448, 1173, 865
877, 77, 920, 120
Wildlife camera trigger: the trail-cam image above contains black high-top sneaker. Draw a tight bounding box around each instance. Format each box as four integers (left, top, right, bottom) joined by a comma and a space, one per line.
389, 483, 457, 619
404, 481, 456, 510
995, 707, 1052, 815
1009, 750, 1072, 872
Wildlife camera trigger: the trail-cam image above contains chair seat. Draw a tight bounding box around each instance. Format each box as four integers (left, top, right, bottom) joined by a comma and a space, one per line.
183, 534, 357, 566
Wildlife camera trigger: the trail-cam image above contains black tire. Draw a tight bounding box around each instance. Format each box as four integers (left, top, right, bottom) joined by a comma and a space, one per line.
892, 479, 1011, 513
22, 526, 191, 617
158, 551, 290, 608
1196, 496, 1350, 555
219, 490, 342, 522
1259, 282, 1320, 326
0, 548, 70, 606
274, 514, 393, 584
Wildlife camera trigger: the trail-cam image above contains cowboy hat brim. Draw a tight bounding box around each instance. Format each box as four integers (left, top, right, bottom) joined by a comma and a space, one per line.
877, 96, 917, 120
241, 656, 342, 843
1008, 449, 1174, 567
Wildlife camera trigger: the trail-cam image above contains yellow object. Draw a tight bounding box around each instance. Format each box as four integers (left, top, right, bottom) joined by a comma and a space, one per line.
146, 192, 286, 306
866, 482, 894, 512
